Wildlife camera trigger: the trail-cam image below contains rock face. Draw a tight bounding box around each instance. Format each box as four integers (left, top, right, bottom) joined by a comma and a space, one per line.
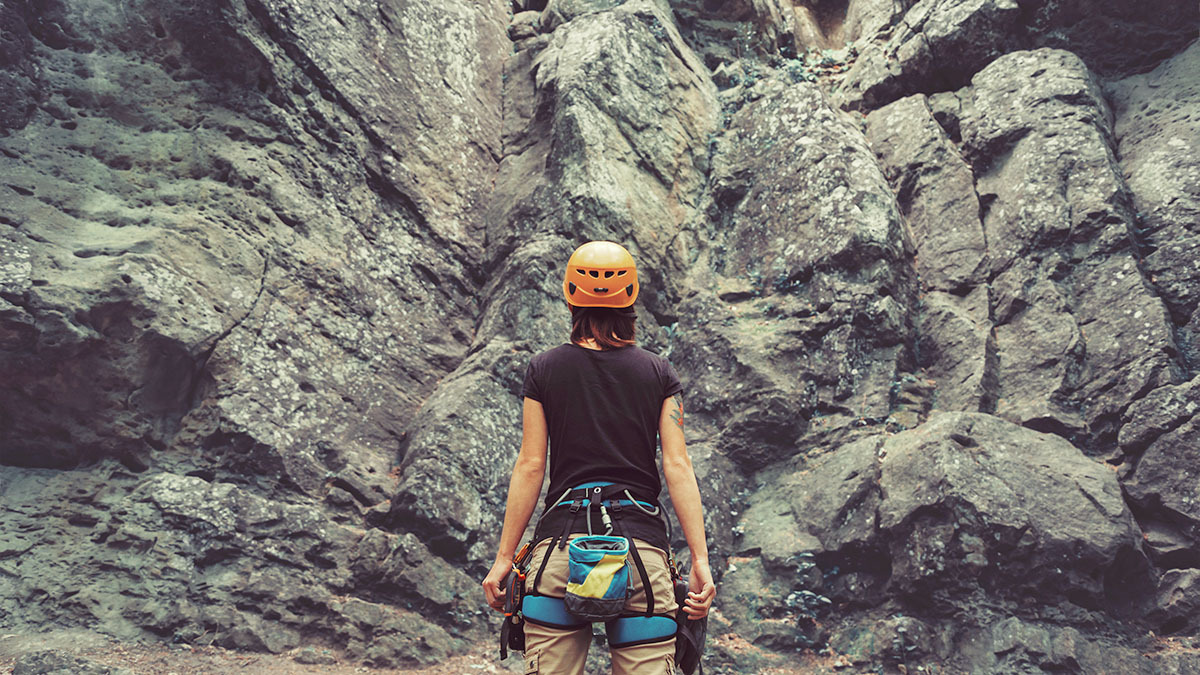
741, 414, 1150, 609
2, 0, 1199, 672
1, 0, 507, 665
1110, 39, 1200, 372
836, 0, 1200, 111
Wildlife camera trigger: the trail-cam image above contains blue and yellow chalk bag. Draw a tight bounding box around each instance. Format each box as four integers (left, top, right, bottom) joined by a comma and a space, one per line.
564, 535, 631, 621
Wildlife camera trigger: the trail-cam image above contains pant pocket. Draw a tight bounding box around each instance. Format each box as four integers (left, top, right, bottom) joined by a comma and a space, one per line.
524, 651, 538, 674
665, 654, 675, 674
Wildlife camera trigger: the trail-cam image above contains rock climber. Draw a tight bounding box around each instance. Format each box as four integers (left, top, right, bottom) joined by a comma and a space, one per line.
481, 240, 715, 674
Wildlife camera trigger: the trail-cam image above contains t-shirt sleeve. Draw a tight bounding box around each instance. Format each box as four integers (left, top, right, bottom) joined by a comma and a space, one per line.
521, 358, 542, 402
661, 359, 683, 399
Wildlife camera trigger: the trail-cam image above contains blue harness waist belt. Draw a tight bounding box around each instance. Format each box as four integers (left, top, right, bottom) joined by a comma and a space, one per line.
521, 595, 678, 647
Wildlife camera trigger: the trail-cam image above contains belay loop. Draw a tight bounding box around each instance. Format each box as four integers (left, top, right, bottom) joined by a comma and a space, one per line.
586, 486, 615, 536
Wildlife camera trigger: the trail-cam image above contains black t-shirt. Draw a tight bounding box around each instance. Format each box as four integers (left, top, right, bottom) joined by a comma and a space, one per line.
522, 343, 683, 508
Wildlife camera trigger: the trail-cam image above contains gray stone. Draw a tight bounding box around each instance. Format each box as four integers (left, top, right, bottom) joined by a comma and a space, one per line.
917, 289, 997, 414
673, 80, 916, 472
1118, 374, 1200, 454
962, 617, 1154, 674
293, 646, 337, 665
1123, 376, 1200, 536
963, 49, 1182, 444
878, 413, 1153, 613
838, 0, 1021, 111
1109, 40, 1200, 371
0, 0, 38, 132
3, 0, 1200, 670
1150, 569, 1200, 636
866, 94, 987, 292
541, 0, 631, 33
13, 651, 132, 675
719, 555, 815, 650
827, 615, 940, 668
393, 0, 718, 566
837, 0, 1199, 111
508, 11, 542, 41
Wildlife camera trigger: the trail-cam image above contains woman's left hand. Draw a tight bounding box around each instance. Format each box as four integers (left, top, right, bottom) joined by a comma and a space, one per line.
481, 558, 512, 612
683, 558, 716, 619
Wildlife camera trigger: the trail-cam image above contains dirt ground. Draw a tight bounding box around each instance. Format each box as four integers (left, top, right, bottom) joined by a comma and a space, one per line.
8, 629, 1194, 674
0, 630, 519, 675
0, 629, 821, 675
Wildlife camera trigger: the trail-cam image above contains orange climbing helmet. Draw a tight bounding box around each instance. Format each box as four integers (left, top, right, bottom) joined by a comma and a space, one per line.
562, 241, 639, 308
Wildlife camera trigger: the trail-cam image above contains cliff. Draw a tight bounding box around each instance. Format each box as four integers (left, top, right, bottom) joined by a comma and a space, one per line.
1, 0, 1198, 671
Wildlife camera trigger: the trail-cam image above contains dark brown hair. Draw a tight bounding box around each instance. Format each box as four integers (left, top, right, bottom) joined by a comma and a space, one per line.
570, 306, 636, 349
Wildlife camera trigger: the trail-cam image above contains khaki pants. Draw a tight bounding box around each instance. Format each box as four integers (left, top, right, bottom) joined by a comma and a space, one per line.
523, 535, 677, 674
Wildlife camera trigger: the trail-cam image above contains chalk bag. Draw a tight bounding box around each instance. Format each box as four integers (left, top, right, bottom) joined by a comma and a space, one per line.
564, 535, 630, 621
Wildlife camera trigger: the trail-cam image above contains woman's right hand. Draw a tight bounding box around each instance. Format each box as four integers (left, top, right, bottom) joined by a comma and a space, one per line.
482, 558, 511, 612
683, 558, 716, 619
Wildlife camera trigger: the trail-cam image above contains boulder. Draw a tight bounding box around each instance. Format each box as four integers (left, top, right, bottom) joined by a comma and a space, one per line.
728, 412, 1155, 649
1149, 569, 1200, 635
739, 413, 1152, 612
541, 0, 631, 33
1122, 376, 1200, 539
877, 413, 1153, 613
960, 617, 1155, 674
838, 0, 1022, 111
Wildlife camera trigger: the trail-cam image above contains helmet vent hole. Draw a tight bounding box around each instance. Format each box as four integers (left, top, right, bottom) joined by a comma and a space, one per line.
625, 284, 634, 296
617, 270, 627, 276
569, 282, 577, 295
576, 269, 586, 276
604, 271, 614, 278
589, 270, 599, 277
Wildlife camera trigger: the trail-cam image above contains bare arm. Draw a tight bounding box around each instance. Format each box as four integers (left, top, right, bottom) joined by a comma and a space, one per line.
481, 397, 548, 610
660, 393, 715, 618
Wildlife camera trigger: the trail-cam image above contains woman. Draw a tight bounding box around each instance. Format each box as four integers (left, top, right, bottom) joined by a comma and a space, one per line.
482, 241, 715, 674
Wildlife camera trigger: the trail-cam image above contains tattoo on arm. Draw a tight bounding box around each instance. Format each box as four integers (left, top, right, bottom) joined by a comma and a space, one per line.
669, 393, 684, 430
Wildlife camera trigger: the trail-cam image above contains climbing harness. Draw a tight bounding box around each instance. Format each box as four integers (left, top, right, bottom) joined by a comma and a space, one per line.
499, 482, 679, 659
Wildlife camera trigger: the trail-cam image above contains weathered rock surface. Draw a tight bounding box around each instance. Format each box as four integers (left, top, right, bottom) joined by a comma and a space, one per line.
963, 49, 1181, 445
671, 78, 916, 474
13, 650, 133, 675
837, 0, 1199, 111
747, 414, 1150, 607
1121, 375, 1200, 562
0, 465, 476, 664
1110, 39, 1200, 371
867, 94, 987, 293
879, 414, 1150, 612
389, 0, 719, 562
0, 0, 507, 663
732, 413, 1165, 666
0, 1, 39, 132
2, 0, 1200, 671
